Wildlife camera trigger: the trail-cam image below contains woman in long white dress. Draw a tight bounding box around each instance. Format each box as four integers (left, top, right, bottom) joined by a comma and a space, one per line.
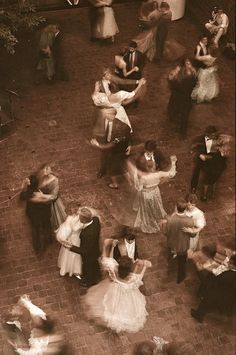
93, 0, 119, 42
83, 239, 151, 333
56, 213, 83, 277
191, 47, 220, 103
128, 155, 177, 234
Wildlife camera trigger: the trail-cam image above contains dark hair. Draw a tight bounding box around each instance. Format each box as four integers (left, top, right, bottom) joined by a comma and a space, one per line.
24, 175, 39, 199
122, 226, 136, 241
133, 340, 156, 355
118, 256, 133, 279
145, 140, 157, 152
199, 34, 208, 41
185, 193, 198, 205
129, 40, 138, 49
176, 199, 187, 213
205, 125, 218, 135
37, 316, 55, 333
230, 255, 236, 267
160, 2, 170, 10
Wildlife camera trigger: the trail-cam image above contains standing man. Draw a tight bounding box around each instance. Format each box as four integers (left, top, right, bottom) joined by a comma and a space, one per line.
113, 226, 138, 261
190, 125, 218, 194
163, 199, 195, 283
67, 207, 101, 287
155, 2, 172, 64
205, 7, 229, 48
122, 41, 146, 80
194, 35, 209, 68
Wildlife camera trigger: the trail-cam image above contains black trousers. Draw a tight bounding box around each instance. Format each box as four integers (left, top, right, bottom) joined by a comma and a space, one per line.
191, 159, 202, 190
82, 259, 101, 286
168, 249, 187, 283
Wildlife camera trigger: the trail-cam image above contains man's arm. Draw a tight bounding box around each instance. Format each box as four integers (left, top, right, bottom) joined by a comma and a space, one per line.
110, 73, 138, 86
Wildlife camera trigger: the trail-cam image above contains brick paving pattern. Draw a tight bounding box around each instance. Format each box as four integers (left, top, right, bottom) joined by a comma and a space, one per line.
0, 3, 235, 355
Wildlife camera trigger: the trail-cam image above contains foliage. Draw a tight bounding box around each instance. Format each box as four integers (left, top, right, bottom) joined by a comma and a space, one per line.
0, 1, 45, 54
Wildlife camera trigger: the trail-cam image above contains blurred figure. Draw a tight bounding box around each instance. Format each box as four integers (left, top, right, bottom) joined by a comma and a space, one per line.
133, 336, 169, 355
192, 45, 220, 103
7, 295, 66, 354
121, 41, 146, 80
113, 226, 139, 261
20, 175, 52, 255
162, 199, 195, 283
136, 140, 169, 172
90, 0, 119, 43
205, 7, 229, 47
83, 239, 151, 333
191, 254, 236, 322
155, 2, 172, 63
167, 58, 197, 139
128, 155, 177, 233
36, 24, 60, 83
36, 163, 66, 230
194, 35, 209, 69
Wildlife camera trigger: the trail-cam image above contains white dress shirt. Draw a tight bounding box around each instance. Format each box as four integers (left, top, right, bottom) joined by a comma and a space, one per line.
125, 239, 135, 260
205, 136, 213, 153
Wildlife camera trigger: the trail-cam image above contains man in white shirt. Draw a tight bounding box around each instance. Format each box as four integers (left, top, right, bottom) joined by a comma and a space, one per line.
190, 125, 218, 193
205, 7, 229, 47
113, 226, 138, 261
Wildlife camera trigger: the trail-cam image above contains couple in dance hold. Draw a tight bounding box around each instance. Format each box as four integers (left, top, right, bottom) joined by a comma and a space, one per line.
135, 1, 185, 63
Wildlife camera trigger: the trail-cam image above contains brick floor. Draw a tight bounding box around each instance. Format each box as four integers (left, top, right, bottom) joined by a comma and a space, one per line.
0, 3, 235, 354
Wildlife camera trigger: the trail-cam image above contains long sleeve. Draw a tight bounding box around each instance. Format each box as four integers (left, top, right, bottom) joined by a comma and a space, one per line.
157, 161, 176, 179
56, 217, 72, 242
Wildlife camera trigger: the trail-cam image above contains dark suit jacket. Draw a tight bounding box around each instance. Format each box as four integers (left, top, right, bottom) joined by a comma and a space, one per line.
164, 213, 195, 253
113, 240, 138, 261
123, 50, 145, 79
136, 148, 169, 172
70, 217, 100, 261
190, 134, 209, 162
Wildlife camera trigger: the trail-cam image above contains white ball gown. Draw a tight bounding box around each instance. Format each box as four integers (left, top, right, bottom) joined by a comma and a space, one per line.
83, 257, 148, 333
94, 0, 119, 39
57, 215, 82, 277
191, 55, 220, 103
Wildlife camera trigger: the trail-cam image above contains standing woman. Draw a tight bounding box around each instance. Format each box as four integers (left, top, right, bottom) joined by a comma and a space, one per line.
93, 0, 119, 43
128, 155, 177, 234
36, 164, 66, 230
168, 58, 197, 139
20, 175, 52, 255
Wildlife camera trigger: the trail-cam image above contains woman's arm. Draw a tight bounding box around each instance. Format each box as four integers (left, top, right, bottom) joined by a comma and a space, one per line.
157, 155, 177, 179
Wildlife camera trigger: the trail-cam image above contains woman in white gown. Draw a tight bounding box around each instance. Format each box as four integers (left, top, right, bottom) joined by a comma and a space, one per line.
57, 212, 82, 277
191, 47, 220, 103
128, 155, 177, 234
93, 0, 119, 42
83, 239, 151, 333
92, 78, 146, 131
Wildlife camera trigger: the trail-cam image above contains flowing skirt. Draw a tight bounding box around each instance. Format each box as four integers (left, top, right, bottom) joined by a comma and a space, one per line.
191, 66, 220, 103
94, 7, 119, 39
51, 197, 67, 230
134, 185, 167, 233
83, 277, 148, 333
58, 245, 82, 277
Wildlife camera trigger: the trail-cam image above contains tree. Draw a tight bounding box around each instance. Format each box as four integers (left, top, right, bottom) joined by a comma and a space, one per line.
0, 0, 45, 54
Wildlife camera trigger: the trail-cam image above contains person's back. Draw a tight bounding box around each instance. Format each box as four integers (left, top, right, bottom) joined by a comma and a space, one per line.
166, 213, 194, 253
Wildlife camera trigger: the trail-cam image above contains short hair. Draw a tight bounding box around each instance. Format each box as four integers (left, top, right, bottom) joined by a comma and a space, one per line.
122, 226, 136, 240
102, 67, 112, 77
133, 340, 156, 355
145, 140, 157, 152
185, 193, 198, 205
176, 199, 187, 213
118, 256, 133, 279
199, 34, 208, 41
37, 317, 55, 333
78, 207, 93, 223
205, 125, 218, 135
160, 2, 170, 10
129, 40, 138, 49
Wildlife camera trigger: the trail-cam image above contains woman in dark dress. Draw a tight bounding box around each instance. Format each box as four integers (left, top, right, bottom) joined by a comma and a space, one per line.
20, 175, 52, 255
168, 58, 197, 139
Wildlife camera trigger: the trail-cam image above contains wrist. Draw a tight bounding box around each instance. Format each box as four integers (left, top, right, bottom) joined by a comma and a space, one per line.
136, 80, 139, 84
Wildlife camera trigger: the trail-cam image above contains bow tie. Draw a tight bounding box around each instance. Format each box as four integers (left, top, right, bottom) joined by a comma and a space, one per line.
205, 137, 211, 141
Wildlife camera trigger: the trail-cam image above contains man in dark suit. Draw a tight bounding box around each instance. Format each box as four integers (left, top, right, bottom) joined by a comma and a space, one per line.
191, 255, 236, 322
155, 2, 172, 63
113, 226, 138, 261
163, 199, 195, 283
136, 140, 169, 172
51, 25, 69, 82
122, 41, 145, 80
190, 125, 218, 193
68, 207, 101, 287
